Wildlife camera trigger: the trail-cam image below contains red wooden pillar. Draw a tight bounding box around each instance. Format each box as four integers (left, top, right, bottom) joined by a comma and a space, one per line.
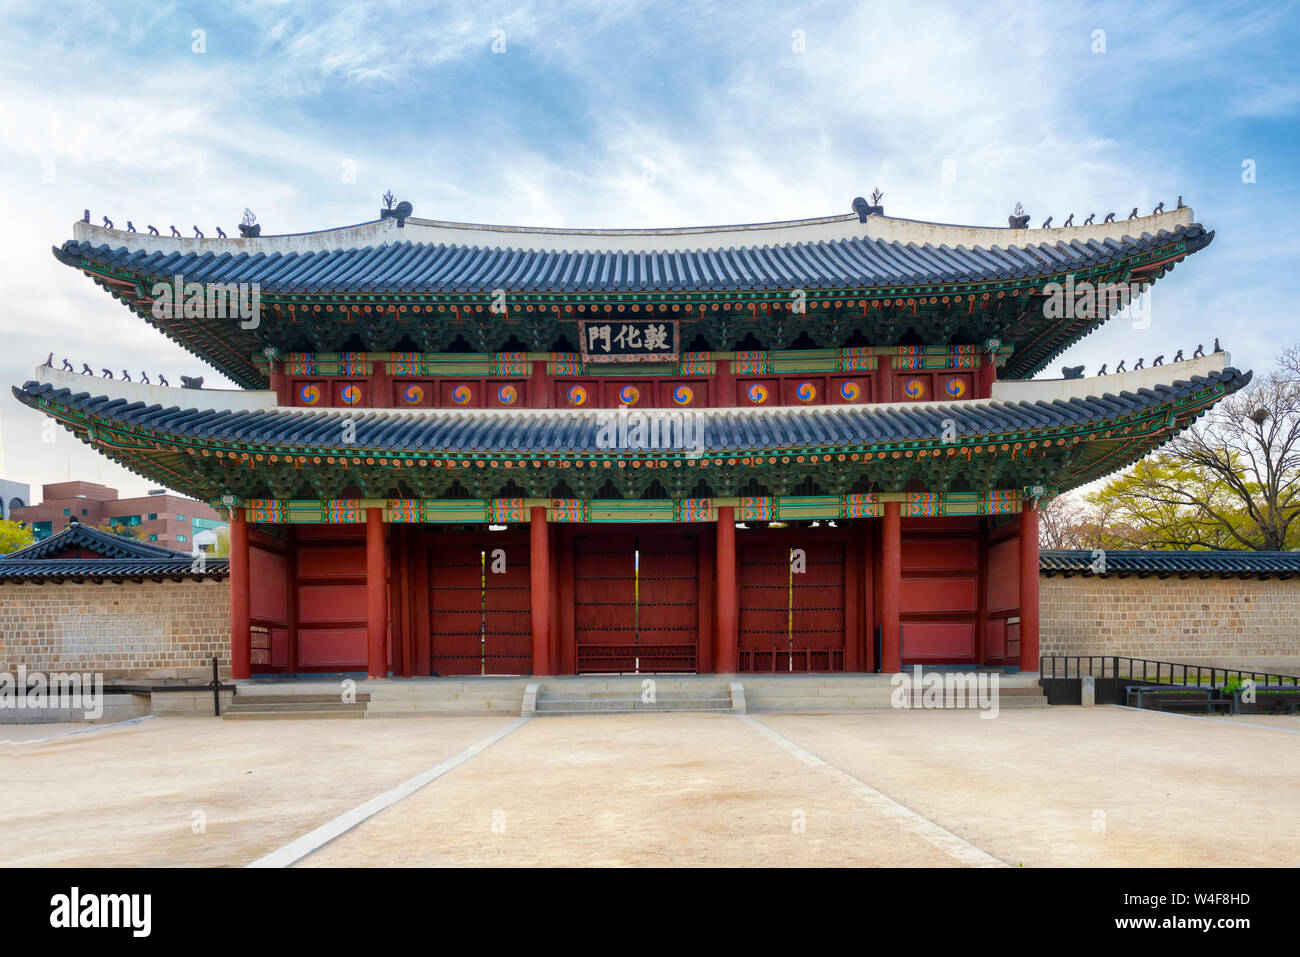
714, 505, 738, 673
880, 501, 901, 673
858, 521, 874, 673
530, 506, 553, 675
366, 507, 387, 678
974, 519, 988, 666
977, 353, 997, 398
530, 358, 551, 408
285, 525, 299, 674
269, 367, 290, 406
229, 508, 251, 680
716, 358, 735, 407
372, 359, 392, 408
1018, 499, 1040, 673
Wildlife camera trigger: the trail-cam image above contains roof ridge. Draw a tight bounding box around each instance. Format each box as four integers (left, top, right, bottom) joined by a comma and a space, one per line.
1, 516, 196, 561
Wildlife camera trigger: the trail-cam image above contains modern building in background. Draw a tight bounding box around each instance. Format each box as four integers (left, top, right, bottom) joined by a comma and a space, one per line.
11, 481, 222, 548
14, 200, 1243, 679
0, 479, 30, 520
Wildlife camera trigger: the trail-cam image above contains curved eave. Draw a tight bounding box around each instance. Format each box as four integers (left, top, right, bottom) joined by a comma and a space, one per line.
3, 522, 192, 561
55, 220, 1211, 295
55, 256, 265, 388
12, 367, 1250, 500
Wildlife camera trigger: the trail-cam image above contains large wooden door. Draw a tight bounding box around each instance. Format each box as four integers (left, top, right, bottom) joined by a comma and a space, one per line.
428, 537, 531, 675
739, 538, 847, 672
573, 533, 698, 673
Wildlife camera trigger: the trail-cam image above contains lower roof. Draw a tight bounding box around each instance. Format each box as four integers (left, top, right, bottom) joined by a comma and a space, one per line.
12, 367, 1247, 456
11, 363, 1249, 502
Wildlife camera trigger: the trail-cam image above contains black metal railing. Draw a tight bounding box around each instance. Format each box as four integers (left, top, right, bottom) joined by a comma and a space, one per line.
1040, 655, 1300, 689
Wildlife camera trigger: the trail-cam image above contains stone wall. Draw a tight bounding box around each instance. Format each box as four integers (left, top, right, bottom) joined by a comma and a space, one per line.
0, 579, 230, 680
1039, 575, 1300, 672
2, 574, 1298, 680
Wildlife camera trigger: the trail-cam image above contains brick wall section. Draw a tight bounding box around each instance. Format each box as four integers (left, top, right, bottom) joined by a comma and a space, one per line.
0, 579, 230, 680
1040, 575, 1300, 664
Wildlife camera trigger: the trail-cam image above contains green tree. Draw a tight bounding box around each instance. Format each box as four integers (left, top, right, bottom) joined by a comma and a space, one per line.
0, 519, 35, 554
207, 527, 231, 557
93, 522, 144, 541
1081, 345, 1300, 551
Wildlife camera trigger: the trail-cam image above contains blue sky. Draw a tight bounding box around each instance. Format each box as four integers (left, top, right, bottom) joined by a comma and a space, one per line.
0, 0, 1297, 497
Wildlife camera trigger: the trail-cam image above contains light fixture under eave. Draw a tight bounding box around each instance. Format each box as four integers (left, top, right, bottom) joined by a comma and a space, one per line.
734, 522, 748, 529
488, 524, 508, 531
767, 521, 788, 529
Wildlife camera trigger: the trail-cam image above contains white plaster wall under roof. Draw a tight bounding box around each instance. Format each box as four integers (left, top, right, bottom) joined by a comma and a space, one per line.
991, 352, 1228, 404
32, 366, 277, 412
69, 206, 1196, 258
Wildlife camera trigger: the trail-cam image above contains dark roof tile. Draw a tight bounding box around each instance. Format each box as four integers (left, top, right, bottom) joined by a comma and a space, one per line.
3, 522, 193, 561
55, 223, 1212, 295
1041, 549, 1300, 578
12, 369, 1249, 456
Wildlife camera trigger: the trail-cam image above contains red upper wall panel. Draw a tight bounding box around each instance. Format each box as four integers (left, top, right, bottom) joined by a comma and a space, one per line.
987, 538, 1020, 613
277, 350, 994, 410
249, 546, 287, 622
901, 538, 977, 570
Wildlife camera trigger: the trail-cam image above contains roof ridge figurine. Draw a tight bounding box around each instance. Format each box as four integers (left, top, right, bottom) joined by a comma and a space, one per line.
239, 208, 260, 239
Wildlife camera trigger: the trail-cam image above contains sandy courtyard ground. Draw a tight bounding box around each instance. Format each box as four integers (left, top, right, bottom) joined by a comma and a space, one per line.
3, 707, 1297, 867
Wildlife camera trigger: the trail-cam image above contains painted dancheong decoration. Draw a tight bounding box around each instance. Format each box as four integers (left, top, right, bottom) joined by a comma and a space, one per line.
17, 194, 1245, 679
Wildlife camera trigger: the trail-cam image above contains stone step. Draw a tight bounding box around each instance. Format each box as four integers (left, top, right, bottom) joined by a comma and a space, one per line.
226, 701, 367, 713
227, 694, 370, 705
367, 691, 525, 702
536, 690, 730, 701
364, 709, 513, 718
536, 707, 735, 716
536, 699, 731, 711
223, 711, 365, 720
365, 700, 520, 713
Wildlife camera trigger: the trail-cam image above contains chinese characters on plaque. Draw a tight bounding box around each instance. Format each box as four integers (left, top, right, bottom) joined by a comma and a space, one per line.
579, 319, 678, 362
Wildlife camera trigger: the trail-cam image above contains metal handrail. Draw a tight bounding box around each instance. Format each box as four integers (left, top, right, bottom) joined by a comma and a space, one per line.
1039, 655, 1300, 689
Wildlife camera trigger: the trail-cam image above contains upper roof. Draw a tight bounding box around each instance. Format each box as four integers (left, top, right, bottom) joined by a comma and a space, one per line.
1040, 549, 1300, 578
58, 207, 1210, 294
3, 519, 191, 561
